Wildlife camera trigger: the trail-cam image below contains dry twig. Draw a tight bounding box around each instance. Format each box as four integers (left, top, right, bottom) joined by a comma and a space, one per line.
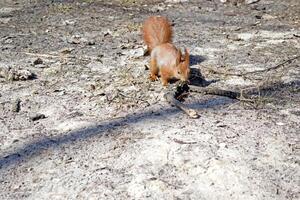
164, 92, 199, 119
206, 55, 300, 77
189, 85, 240, 99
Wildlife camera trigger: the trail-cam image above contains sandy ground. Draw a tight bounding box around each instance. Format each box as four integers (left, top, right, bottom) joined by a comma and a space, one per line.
0, 0, 299, 199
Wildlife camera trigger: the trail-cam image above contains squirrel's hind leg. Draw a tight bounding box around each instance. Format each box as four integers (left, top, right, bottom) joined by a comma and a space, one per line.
160, 68, 170, 86
149, 57, 159, 81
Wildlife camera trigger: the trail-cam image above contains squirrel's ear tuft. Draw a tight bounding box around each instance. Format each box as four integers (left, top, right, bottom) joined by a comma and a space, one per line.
180, 48, 185, 62
182, 48, 190, 65
177, 49, 183, 63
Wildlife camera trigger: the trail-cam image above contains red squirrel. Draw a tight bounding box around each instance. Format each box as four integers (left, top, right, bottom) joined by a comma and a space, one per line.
142, 16, 190, 86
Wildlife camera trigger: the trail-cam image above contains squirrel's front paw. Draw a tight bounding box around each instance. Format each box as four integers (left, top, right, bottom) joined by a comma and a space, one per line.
161, 79, 169, 86
149, 74, 158, 81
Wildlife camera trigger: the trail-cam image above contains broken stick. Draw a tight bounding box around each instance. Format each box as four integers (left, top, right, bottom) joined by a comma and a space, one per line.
188, 85, 240, 99
164, 92, 199, 119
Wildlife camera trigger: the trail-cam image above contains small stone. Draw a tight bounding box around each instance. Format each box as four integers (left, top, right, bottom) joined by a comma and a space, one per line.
80, 38, 95, 45
128, 48, 144, 58
13, 69, 35, 81
63, 19, 76, 26
87, 40, 95, 45
11, 98, 21, 112
68, 35, 81, 44
1, 36, 13, 44
1, 67, 34, 81
262, 14, 276, 20
0, 18, 11, 24
57, 90, 66, 96
217, 124, 227, 128
245, 0, 260, 4
289, 110, 300, 116
0, 65, 10, 79
276, 122, 285, 126
255, 15, 262, 19
0, 7, 20, 18
12, 139, 19, 143
206, 7, 216, 12
67, 35, 95, 45
219, 143, 228, 148
166, 0, 189, 3
34, 64, 47, 68
60, 47, 74, 54
33, 58, 43, 65
30, 113, 46, 121
90, 84, 96, 90
103, 30, 112, 37
150, 4, 167, 12
87, 61, 112, 74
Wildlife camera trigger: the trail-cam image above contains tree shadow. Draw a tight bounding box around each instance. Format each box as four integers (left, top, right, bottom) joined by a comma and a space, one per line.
0, 99, 233, 170
190, 54, 206, 66
245, 80, 300, 105
2, 74, 296, 171
188, 54, 219, 87
189, 67, 219, 87
0, 53, 225, 170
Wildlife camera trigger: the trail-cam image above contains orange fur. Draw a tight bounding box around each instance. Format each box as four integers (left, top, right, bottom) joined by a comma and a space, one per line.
142, 16, 172, 53
150, 44, 190, 86
142, 16, 190, 86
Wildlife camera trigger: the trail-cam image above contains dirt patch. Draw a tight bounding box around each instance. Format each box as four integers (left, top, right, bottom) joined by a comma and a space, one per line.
0, 0, 299, 199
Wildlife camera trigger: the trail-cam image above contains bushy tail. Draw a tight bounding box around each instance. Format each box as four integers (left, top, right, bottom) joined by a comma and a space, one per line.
142, 16, 173, 53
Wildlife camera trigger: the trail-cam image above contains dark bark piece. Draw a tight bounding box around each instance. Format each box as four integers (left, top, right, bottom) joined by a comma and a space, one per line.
189, 85, 240, 99
30, 114, 46, 121
12, 98, 21, 112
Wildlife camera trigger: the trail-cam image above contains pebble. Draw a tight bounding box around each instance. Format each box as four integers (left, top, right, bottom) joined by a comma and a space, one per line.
0, 7, 20, 18
30, 113, 46, 121
219, 143, 228, 148
11, 98, 21, 112
33, 58, 43, 65
245, 0, 260, 4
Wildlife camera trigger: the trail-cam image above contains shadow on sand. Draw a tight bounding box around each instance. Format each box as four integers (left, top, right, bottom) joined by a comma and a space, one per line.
0, 97, 234, 170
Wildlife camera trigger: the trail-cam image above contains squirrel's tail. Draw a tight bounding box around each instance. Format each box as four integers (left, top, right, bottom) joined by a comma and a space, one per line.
142, 16, 173, 53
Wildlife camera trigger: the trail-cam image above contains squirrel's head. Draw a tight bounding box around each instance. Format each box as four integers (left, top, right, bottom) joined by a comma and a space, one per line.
176, 48, 190, 82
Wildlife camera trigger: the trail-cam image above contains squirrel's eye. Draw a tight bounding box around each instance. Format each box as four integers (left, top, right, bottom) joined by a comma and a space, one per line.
178, 71, 181, 74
